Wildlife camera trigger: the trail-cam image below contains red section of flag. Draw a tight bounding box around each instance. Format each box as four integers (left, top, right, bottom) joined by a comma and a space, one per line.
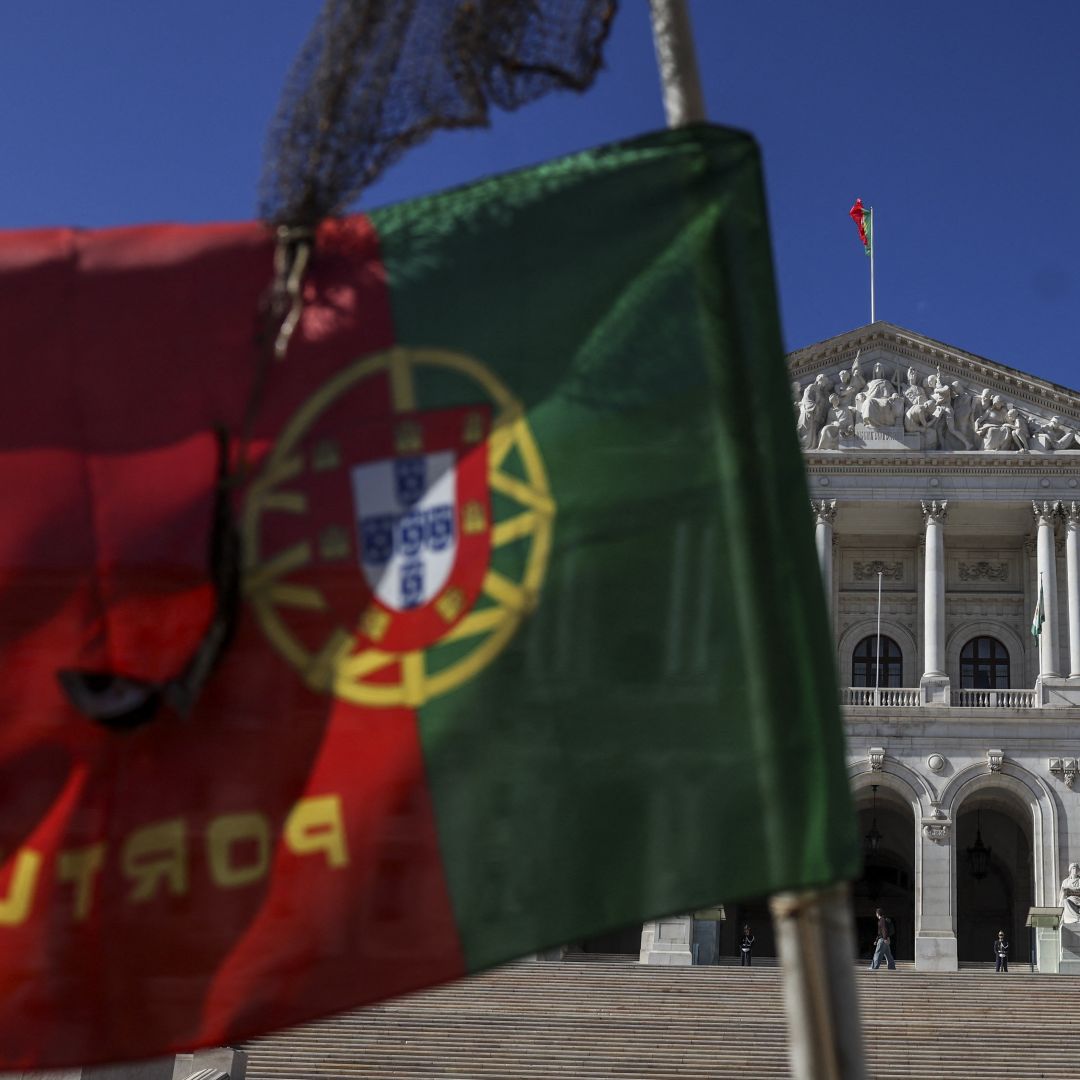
0, 220, 465, 1069
849, 198, 869, 250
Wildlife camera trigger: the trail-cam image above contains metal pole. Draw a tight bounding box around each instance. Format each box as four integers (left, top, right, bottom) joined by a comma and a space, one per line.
869, 206, 875, 323
769, 883, 867, 1079
648, 0, 706, 128
875, 570, 883, 705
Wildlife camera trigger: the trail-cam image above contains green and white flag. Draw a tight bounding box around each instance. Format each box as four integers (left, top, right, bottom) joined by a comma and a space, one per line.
1032, 580, 1046, 638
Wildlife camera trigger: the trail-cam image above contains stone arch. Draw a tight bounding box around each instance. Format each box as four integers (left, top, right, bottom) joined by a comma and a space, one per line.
849, 762, 925, 959
848, 759, 933, 816
940, 760, 1058, 908
838, 618, 919, 688
945, 621, 1027, 691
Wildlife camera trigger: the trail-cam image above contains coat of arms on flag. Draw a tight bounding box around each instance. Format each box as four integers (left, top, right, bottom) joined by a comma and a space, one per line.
353, 451, 458, 611
244, 346, 555, 707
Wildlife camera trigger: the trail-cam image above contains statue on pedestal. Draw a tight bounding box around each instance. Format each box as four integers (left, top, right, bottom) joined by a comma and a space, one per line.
1060, 862, 1080, 924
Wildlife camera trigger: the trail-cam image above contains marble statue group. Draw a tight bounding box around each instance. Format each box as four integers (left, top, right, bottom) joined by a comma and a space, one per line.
795, 355, 1080, 453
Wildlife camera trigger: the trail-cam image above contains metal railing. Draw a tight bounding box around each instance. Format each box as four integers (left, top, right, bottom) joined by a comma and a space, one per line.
950, 688, 1037, 709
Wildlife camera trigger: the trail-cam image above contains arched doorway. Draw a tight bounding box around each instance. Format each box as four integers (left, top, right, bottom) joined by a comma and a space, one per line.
955, 791, 1033, 966
728, 897, 775, 961
852, 784, 916, 962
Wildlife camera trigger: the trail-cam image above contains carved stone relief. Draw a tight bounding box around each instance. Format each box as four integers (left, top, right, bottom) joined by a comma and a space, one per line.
843, 550, 912, 590
853, 560, 903, 581
958, 561, 1008, 582
922, 807, 950, 843
793, 353, 1080, 453
949, 553, 1020, 593
1050, 758, 1078, 789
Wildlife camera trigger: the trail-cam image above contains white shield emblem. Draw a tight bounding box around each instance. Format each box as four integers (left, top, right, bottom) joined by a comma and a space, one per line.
351, 451, 457, 611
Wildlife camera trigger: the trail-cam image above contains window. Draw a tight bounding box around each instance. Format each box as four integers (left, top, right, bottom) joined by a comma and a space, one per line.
960, 636, 1010, 689
852, 635, 902, 687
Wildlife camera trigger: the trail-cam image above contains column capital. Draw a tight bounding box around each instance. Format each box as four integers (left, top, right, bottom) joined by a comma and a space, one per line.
1063, 501, 1080, 528
810, 499, 837, 526
921, 499, 948, 525
1033, 500, 1062, 528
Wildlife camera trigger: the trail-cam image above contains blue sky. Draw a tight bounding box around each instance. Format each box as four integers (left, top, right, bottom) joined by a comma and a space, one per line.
4, 2, 1077, 387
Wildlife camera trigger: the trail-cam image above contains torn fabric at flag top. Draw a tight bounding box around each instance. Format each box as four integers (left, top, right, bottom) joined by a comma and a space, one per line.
0, 124, 858, 1070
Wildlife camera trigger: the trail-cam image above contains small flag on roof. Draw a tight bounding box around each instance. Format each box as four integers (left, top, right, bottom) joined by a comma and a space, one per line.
849, 198, 872, 255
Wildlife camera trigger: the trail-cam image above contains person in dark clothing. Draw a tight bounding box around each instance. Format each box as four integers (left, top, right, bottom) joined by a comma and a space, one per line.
869, 907, 896, 970
994, 930, 1009, 972
740, 924, 755, 967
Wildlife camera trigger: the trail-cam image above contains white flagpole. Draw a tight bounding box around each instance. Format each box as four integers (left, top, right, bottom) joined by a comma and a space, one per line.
648, 13, 864, 1074
875, 570, 883, 704
647, 0, 706, 127
869, 205, 876, 323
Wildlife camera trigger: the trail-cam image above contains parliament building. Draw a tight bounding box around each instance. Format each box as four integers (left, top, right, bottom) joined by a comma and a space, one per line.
638, 322, 1080, 972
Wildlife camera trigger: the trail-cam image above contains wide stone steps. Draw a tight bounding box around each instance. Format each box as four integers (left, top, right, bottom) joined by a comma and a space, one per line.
243, 959, 1074, 1078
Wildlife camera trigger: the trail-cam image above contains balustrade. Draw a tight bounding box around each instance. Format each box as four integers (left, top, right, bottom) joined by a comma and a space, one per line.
842, 687, 1037, 708
950, 688, 1036, 709
841, 687, 920, 707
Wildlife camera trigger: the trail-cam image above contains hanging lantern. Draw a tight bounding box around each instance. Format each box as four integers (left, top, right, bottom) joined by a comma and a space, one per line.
967, 810, 992, 881
864, 784, 884, 856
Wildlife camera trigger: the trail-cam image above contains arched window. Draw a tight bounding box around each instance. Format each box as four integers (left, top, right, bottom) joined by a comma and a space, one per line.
852, 635, 902, 687
960, 636, 1010, 689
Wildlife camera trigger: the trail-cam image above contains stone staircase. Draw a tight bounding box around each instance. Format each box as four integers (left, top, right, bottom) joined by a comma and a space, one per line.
243, 957, 1071, 1078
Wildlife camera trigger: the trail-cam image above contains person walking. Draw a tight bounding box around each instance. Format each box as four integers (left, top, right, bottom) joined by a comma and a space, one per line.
994, 930, 1009, 972
739, 924, 755, 967
869, 907, 896, 970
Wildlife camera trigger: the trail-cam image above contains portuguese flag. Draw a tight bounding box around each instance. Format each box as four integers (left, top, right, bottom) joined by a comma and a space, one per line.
849, 197, 872, 254
0, 125, 857, 1069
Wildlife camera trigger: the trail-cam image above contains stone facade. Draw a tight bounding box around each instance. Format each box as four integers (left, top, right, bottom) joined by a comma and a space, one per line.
642, 322, 1080, 971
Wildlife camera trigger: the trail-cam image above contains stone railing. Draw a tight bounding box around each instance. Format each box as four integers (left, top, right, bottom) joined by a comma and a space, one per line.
843, 687, 1041, 708
950, 688, 1037, 709
842, 687, 921, 707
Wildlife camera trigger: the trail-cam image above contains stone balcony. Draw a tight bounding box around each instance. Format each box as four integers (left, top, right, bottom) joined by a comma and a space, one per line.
842, 686, 1038, 709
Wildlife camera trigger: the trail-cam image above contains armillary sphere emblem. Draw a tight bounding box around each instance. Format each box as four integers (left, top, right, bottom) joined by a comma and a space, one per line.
243, 346, 555, 708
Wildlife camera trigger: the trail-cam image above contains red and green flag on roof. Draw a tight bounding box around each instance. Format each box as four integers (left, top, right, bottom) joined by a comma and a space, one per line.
850, 197, 873, 254
0, 126, 858, 1071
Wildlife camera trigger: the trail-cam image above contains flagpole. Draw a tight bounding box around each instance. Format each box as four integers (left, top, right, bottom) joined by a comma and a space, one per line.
869, 205, 875, 323
770, 885, 867, 1080
875, 570, 883, 705
648, 0, 706, 127
648, 12, 863, 1072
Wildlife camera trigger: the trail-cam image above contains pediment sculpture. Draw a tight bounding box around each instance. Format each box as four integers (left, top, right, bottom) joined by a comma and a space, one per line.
794, 354, 1080, 453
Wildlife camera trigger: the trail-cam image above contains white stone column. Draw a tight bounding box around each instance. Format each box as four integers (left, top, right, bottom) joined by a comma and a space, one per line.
915, 812, 958, 972
811, 500, 837, 606
920, 502, 948, 700
1034, 501, 1061, 679
1065, 502, 1080, 680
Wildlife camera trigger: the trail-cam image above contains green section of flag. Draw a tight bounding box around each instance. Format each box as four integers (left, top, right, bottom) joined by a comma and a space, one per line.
371, 125, 858, 971
1032, 582, 1045, 638
861, 206, 873, 255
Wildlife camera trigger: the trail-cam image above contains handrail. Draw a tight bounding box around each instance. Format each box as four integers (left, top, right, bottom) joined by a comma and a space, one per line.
841, 687, 920, 707
842, 687, 1038, 708
950, 688, 1037, 709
